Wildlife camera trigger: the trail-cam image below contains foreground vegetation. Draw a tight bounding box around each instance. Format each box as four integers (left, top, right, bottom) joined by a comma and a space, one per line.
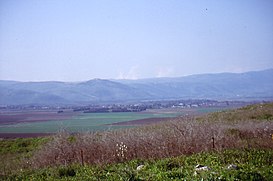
2, 149, 273, 180
1, 102, 273, 180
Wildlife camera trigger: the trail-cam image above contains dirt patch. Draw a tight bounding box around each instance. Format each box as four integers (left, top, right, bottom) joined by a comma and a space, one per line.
109, 117, 174, 126
0, 110, 78, 125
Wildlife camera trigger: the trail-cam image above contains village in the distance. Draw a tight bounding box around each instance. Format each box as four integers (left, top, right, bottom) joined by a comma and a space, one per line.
0, 99, 263, 113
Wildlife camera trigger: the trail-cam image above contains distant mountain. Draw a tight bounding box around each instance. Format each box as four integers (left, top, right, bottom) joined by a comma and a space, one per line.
1, 69, 273, 105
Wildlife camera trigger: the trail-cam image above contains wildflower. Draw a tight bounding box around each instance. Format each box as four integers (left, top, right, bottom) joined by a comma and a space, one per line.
115, 142, 128, 160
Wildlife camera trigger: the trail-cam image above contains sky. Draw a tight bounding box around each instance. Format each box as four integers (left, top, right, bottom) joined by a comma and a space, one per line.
0, 0, 273, 82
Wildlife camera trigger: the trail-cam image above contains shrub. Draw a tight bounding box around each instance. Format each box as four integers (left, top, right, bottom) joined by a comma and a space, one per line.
30, 117, 273, 168
28, 103, 273, 168
58, 167, 76, 177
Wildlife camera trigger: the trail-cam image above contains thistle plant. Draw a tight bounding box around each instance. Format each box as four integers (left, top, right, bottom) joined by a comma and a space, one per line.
116, 142, 128, 160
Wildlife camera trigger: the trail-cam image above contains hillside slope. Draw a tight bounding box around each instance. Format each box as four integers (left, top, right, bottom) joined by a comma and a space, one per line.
1, 102, 273, 180
1, 69, 273, 105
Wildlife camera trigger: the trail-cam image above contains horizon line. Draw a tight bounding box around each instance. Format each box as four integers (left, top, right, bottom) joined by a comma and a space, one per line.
1, 68, 272, 83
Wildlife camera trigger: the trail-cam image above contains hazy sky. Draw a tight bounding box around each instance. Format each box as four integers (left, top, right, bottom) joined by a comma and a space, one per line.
0, 0, 273, 81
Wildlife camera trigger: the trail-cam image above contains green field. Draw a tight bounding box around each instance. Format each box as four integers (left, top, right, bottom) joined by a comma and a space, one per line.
0, 112, 179, 133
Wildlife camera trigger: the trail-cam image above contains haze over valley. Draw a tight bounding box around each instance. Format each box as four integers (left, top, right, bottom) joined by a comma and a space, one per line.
1, 69, 272, 105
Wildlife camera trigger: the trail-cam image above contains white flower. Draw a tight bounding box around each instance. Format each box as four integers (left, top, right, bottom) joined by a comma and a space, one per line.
115, 142, 128, 159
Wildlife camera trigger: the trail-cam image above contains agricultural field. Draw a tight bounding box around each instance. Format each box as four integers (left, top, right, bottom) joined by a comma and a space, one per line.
0, 112, 179, 135
0, 106, 232, 136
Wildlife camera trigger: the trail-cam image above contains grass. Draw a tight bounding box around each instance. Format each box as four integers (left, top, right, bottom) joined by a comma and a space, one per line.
0, 137, 50, 177
2, 149, 273, 180
0, 137, 49, 155
1, 102, 273, 180
199, 102, 273, 123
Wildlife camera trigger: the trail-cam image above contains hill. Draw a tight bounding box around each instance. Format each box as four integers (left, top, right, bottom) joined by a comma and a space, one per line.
1, 102, 273, 180
1, 69, 273, 105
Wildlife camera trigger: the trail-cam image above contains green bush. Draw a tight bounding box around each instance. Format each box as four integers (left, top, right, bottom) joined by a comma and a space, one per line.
235, 170, 264, 181
58, 167, 76, 177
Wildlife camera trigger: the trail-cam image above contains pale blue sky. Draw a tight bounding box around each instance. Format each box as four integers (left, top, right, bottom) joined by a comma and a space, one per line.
0, 0, 273, 81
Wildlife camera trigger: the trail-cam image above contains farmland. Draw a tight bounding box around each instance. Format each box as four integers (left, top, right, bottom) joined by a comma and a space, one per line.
0, 111, 179, 135
0, 105, 236, 136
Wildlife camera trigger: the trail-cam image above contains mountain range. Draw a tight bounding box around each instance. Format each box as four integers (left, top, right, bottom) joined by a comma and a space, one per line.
1, 69, 273, 105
